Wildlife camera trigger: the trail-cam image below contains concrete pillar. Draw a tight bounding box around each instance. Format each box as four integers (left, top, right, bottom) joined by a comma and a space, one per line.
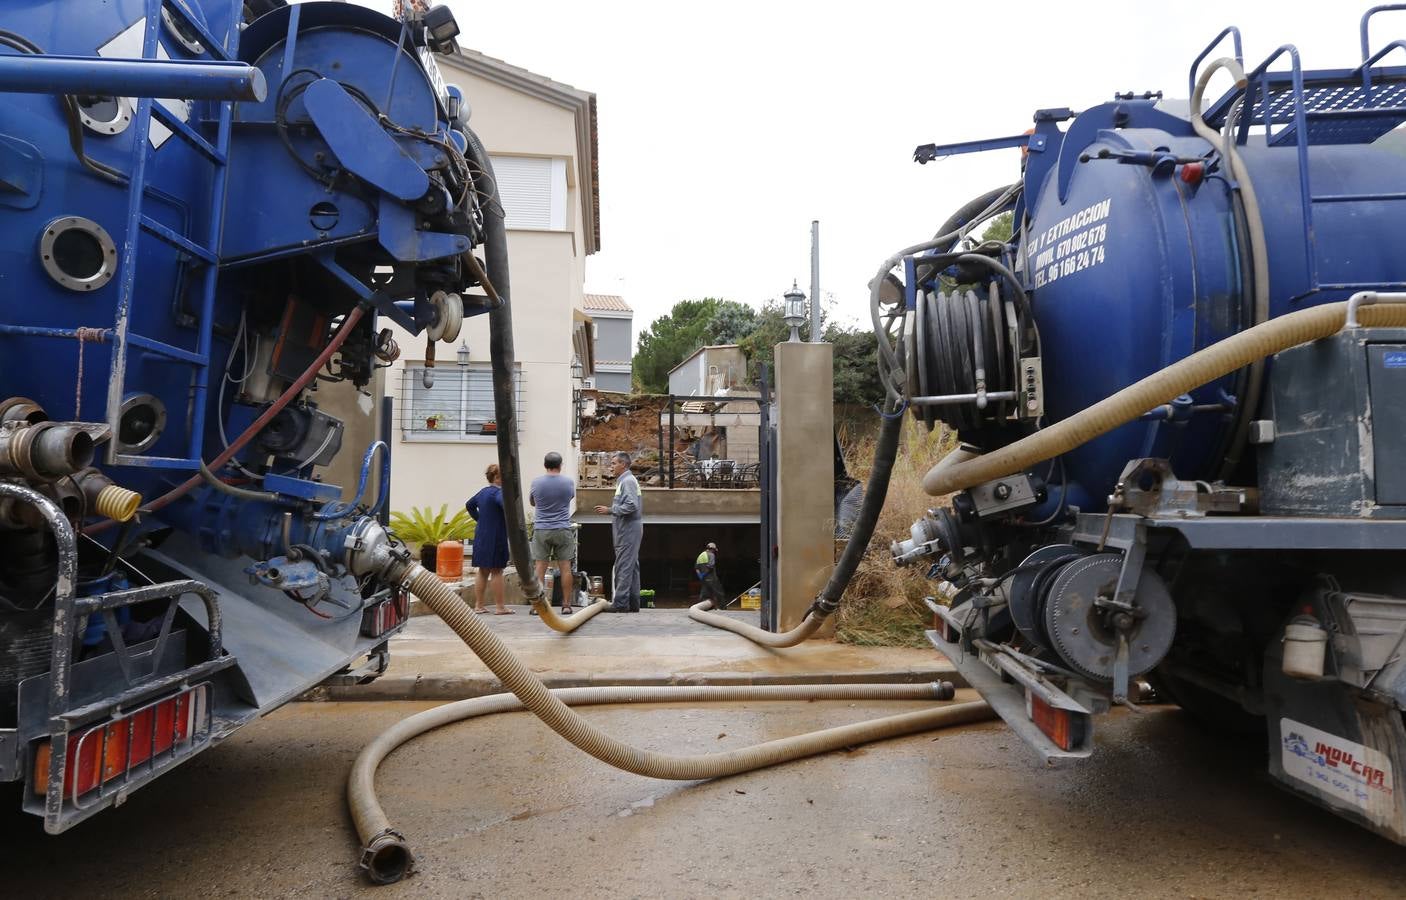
774, 341, 833, 632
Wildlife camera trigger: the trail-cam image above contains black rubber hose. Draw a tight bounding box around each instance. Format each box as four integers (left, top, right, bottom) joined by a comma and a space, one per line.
812, 401, 902, 615
813, 188, 1013, 616
955, 253, 1034, 355
914, 186, 1016, 284
462, 126, 542, 600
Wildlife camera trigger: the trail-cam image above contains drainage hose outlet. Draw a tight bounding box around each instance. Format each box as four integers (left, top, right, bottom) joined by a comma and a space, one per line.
94, 484, 141, 522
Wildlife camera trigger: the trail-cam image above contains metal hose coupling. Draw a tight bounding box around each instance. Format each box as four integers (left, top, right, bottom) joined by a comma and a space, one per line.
359, 827, 413, 886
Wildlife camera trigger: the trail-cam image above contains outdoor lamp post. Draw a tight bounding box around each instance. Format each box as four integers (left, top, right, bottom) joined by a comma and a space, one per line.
783, 281, 806, 342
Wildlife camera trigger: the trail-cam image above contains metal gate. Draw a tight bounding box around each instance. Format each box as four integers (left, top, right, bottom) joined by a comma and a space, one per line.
758, 365, 778, 632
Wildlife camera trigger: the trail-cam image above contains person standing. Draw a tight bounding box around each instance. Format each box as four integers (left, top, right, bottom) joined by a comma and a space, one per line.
530, 451, 577, 615
466, 464, 512, 614
595, 451, 643, 612
695, 541, 727, 608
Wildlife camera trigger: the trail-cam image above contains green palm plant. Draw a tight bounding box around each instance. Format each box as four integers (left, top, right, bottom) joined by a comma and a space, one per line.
389, 504, 475, 550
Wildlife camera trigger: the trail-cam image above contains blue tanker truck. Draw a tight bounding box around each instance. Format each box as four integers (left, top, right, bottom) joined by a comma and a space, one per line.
0, 0, 494, 833
889, 6, 1406, 845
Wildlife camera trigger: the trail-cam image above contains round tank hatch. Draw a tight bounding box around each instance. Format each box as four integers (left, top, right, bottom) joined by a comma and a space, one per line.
116, 393, 167, 455
40, 217, 118, 292
161, 2, 206, 55
76, 94, 132, 136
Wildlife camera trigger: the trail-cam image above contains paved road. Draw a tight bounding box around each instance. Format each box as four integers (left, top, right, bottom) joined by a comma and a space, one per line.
8, 695, 1406, 898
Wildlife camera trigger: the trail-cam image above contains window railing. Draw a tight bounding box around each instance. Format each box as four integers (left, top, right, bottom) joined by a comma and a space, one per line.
398, 364, 524, 440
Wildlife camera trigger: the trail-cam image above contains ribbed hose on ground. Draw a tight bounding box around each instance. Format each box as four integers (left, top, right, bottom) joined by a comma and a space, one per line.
687, 599, 825, 646
923, 301, 1406, 495
401, 563, 987, 770
350, 676, 985, 883
534, 596, 610, 632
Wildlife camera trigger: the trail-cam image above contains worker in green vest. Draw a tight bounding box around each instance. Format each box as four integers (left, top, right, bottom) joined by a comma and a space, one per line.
696, 541, 728, 609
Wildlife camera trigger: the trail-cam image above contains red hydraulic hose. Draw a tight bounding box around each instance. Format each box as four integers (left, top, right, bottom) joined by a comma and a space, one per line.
85, 304, 367, 533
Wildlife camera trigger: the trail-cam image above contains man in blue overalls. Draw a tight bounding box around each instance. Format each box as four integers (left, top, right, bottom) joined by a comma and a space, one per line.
595, 451, 643, 612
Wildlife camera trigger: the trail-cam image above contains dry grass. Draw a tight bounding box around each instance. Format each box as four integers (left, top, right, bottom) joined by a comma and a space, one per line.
833, 417, 956, 647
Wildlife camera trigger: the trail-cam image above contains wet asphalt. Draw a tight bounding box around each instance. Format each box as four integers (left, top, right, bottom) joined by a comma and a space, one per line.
7, 695, 1406, 898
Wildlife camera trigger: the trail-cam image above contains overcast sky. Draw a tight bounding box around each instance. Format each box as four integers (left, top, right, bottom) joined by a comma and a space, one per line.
351, 0, 1371, 344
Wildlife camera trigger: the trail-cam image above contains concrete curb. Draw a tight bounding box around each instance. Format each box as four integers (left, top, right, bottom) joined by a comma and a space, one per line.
309, 665, 968, 702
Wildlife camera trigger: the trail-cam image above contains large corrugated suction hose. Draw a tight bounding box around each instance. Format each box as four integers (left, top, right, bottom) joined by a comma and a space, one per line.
356, 565, 990, 882
532, 595, 610, 632
924, 301, 1406, 495
687, 599, 824, 646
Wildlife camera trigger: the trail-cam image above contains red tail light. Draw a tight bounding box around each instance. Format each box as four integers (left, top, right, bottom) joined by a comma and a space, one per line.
33, 685, 203, 798
1029, 693, 1075, 752
361, 589, 409, 637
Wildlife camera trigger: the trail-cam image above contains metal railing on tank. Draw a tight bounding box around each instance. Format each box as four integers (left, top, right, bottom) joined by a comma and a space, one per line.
1192, 5, 1406, 300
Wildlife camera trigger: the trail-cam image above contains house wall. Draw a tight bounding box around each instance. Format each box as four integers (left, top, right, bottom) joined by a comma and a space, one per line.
667, 353, 703, 397
667, 346, 748, 397
593, 316, 632, 363
380, 63, 589, 519
594, 371, 631, 393
590, 313, 633, 392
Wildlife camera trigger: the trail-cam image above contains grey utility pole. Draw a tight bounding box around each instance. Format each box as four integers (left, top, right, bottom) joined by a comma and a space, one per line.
809, 220, 820, 342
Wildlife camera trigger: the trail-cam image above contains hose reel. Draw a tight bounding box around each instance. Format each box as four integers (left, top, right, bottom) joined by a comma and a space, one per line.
909, 256, 1042, 433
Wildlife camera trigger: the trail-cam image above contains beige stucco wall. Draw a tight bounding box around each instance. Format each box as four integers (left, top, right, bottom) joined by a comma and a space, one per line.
775, 342, 835, 632
378, 64, 591, 518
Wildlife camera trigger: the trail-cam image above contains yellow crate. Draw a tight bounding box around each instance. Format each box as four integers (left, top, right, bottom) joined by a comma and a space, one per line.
739, 590, 761, 610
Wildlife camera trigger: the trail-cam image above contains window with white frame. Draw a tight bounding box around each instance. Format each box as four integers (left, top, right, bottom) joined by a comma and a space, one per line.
490, 155, 567, 230
398, 363, 524, 440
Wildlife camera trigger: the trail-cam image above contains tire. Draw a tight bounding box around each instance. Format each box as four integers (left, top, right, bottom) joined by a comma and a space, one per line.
1149, 670, 1266, 737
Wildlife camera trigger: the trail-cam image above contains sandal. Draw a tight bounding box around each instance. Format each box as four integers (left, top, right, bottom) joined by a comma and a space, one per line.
474, 607, 490, 615
493, 608, 516, 615
560, 607, 575, 615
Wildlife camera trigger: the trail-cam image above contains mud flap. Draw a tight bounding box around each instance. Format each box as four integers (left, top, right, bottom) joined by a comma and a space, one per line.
1263, 644, 1406, 841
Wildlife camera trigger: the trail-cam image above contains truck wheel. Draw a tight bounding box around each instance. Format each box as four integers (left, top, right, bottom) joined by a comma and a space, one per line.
1149, 671, 1265, 737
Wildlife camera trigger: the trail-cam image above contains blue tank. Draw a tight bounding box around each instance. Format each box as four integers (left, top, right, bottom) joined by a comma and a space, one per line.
913, 24, 1406, 511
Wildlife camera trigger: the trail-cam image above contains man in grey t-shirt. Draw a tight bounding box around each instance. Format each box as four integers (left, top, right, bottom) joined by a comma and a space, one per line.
530, 451, 577, 614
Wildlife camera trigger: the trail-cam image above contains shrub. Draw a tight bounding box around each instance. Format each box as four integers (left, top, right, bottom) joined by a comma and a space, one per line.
833, 417, 956, 647
389, 504, 475, 550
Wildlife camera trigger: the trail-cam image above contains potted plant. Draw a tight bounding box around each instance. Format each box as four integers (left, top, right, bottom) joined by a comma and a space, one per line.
389, 504, 475, 570
479, 420, 497, 435
425, 413, 444, 431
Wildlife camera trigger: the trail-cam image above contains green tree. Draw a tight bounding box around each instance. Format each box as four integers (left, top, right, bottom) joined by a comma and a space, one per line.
980, 211, 1013, 244
632, 298, 758, 393
737, 303, 881, 405
710, 300, 758, 344
826, 325, 883, 406
738, 300, 804, 387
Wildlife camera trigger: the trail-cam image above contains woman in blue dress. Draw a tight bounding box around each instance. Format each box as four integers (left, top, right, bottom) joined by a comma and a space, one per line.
466, 463, 513, 614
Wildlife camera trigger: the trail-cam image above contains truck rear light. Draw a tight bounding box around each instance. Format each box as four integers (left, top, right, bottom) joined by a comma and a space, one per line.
361, 589, 409, 637
1028, 692, 1076, 752
32, 684, 206, 799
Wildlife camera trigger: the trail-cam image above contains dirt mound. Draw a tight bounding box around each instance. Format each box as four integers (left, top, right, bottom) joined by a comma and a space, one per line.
581, 394, 667, 455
